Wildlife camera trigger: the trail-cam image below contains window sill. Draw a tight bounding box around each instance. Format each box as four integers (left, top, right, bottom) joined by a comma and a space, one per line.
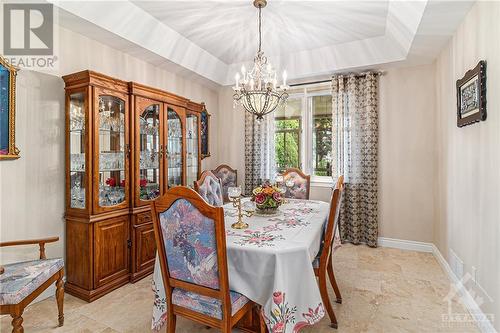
311, 177, 334, 188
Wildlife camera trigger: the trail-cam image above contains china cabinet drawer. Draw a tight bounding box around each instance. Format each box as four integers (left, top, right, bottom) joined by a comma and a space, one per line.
134, 211, 152, 226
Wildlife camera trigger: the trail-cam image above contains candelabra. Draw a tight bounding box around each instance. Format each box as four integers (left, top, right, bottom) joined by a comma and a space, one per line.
228, 186, 254, 229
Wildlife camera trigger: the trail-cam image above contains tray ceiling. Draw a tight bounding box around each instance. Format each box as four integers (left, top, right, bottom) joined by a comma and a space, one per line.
132, 1, 389, 64
52, 0, 475, 86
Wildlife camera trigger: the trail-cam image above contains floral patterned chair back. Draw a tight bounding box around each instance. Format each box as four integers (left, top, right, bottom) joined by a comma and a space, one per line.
282, 168, 311, 200
152, 187, 254, 333
212, 164, 237, 203
194, 170, 224, 207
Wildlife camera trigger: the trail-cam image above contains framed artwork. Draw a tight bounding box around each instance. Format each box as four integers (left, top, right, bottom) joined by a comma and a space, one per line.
0, 56, 20, 159
456, 60, 486, 127
200, 103, 210, 159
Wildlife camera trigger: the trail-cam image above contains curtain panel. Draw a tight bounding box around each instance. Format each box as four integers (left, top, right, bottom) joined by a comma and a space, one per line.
331, 73, 379, 247
244, 112, 275, 196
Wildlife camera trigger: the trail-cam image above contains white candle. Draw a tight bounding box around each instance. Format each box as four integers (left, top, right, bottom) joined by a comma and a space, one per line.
235, 73, 240, 90
250, 78, 255, 90
282, 70, 287, 87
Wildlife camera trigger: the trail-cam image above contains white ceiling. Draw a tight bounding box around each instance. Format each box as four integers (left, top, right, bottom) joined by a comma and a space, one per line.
52, 0, 475, 86
132, 1, 389, 64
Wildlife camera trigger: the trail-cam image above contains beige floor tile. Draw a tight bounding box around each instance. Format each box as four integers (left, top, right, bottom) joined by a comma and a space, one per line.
2, 244, 481, 333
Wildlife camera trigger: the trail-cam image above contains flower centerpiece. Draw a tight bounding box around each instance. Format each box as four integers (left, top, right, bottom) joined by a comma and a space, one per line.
251, 181, 283, 215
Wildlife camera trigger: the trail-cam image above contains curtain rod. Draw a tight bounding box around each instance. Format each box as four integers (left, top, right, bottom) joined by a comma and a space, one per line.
289, 70, 384, 87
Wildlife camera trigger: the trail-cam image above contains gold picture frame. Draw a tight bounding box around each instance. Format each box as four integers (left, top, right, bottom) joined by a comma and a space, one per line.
0, 55, 20, 160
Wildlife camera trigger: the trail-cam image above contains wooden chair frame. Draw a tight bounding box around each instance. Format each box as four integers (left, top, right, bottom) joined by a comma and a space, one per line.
0, 237, 64, 333
193, 170, 224, 206
314, 175, 344, 329
152, 186, 255, 333
282, 167, 311, 200
212, 164, 238, 203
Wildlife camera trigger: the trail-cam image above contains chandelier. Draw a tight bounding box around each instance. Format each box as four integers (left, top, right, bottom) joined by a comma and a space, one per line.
233, 0, 289, 120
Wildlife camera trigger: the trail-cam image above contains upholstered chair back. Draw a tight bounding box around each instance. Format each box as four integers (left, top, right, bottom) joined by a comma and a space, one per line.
282, 168, 311, 200
157, 197, 220, 289
212, 165, 237, 203
194, 170, 223, 207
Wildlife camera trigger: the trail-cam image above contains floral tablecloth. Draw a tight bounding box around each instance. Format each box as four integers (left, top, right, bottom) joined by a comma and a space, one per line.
152, 199, 329, 333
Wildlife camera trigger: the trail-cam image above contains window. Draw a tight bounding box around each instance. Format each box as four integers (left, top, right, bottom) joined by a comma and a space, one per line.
312, 95, 332, 177
274, 88, 333, 180
275, 98, 301, 172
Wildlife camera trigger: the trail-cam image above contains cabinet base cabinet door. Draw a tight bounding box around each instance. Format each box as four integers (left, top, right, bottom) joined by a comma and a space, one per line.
94, 216, 130, 288
131, 222, 156, 282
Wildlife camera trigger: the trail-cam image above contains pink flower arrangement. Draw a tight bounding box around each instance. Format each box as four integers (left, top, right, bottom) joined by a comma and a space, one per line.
140, 178, 147, 187
251, 182, 282, 210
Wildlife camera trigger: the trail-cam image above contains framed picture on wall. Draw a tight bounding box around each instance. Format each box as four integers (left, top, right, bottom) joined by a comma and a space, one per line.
456, 60, 486, 127
0, 55, 20, 160
200, 103, 210, 159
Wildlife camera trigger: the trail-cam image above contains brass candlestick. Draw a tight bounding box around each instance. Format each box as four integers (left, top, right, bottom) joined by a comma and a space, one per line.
230, 196, 253, 229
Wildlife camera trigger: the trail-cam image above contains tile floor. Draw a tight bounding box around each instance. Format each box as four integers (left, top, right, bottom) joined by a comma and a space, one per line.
0, 244, 479, 332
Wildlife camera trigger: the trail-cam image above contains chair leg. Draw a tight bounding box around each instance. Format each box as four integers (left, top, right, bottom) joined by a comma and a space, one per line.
327, 260, 342, 304
221, 317, 233, 333
55, 271, 65, 326
166, 311, 176, 333
167, 313, 176, 333
318, 273, 338, 329
11, 309, 24, 333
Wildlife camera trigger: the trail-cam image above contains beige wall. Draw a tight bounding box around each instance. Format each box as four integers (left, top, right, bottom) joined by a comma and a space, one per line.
435, 1, 500, 329
0, 26, 219, 266
378, 65, 437, 243
217, 65, 438, 243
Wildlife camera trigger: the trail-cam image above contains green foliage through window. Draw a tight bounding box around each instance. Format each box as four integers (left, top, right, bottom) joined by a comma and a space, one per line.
275, 118, 300, 172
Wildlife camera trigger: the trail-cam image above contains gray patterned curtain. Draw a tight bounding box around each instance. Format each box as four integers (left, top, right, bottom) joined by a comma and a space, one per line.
244, 112, 275, 196
331, 73, 379, 247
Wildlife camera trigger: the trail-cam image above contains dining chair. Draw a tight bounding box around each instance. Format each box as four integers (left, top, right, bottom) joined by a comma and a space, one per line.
313, 175, 344, 329
212, 164, 238, 203
194, 170, 224, 207
282, 168, 311, 200
152, 186, 258, 333
0, 237, 64, 333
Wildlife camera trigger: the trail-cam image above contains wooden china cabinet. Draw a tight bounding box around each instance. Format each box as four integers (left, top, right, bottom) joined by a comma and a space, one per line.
63, 71, 203, 301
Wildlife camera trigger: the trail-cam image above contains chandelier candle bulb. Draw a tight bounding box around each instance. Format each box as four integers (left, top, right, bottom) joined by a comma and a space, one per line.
235, 73, 240, 90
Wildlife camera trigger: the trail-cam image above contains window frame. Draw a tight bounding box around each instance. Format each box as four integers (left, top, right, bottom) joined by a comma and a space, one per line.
274, 86, 333, 184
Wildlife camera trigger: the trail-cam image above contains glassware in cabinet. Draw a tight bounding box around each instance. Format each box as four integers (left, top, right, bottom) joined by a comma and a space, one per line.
69, 92, 86, 209
97, 95, 127, 207
186, 113, 199, 188
166, 107, 183, 188
138, 104, 161, 201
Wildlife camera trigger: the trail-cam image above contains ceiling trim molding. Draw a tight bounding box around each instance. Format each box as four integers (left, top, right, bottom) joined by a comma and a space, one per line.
49, 0, 229, 84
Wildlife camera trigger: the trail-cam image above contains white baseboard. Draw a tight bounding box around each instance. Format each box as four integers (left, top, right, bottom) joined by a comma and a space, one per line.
432, 245, 497, 333
378, 236, 496, 333
377, 237, 434, 252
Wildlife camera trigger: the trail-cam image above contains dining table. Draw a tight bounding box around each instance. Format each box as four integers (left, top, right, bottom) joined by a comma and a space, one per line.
151, 198, 330, 333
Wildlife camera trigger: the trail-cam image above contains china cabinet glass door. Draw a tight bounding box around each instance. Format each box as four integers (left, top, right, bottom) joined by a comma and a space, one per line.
96, 93, 128, 210
138, 104, 161, 202
166, 107, 183, 188
69, 91, 86, 210
186, 113, 199, 188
